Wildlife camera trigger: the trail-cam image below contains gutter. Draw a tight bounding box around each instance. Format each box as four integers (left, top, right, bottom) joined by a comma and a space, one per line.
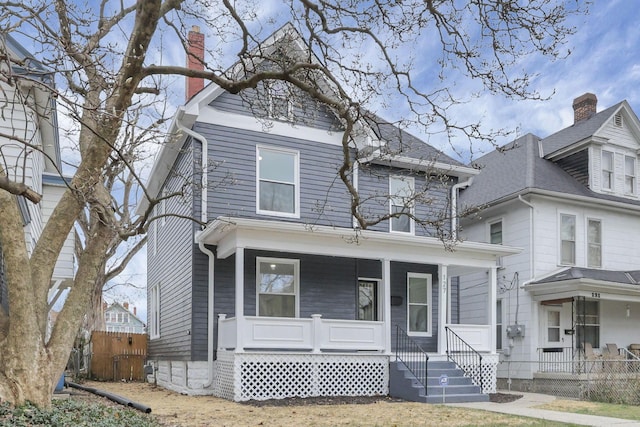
175, 108, 209, 224
198, 241, 215, 389
450, 178, 473, 241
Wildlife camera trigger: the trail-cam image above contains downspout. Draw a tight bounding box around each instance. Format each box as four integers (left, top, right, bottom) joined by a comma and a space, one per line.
175, 109, 208, 224
518, 195, 535, 286
198, 241, 215, 389
450, 178, 474, 241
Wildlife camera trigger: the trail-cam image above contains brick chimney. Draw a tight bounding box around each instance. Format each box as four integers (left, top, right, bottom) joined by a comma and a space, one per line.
123, 301, 129, 311
186, 25, 205, 101
133, 306, 137, 316
572, 93, 597, 123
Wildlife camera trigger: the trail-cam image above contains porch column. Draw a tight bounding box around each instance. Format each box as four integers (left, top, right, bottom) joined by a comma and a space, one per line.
382, 258, 391, 355
235, 247, 245, 352
488, 266, 497, 353
438, 265, 448, 354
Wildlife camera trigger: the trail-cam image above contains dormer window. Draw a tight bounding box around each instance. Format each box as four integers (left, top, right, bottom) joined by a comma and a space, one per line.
602, 150, 614, 191
625, 156, 636, 195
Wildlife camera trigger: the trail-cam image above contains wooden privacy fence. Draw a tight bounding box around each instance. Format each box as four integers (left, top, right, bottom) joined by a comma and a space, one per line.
90, 331, 148, 381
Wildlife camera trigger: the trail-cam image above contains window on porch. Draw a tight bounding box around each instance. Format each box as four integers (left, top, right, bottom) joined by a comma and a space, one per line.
576, 299, 600, 349
257, 258, 299, 317
358, 280, 378, 321
407, 273, 432, 336
560, 214, 576, 265
496, 299, 503, 351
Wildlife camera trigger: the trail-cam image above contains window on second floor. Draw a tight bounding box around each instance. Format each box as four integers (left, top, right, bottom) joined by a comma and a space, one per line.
257, 146, 299, 217
389, 176, 415, 234
587, 219, 602, 268
560, 214, 576, 265
267, 81, 292, 121
625, 156, 636, 195
489, 220, 503, 244
602, 150, 614, 191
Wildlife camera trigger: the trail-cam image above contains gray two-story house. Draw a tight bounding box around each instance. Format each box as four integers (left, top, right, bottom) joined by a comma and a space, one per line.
138, 24, 514, 402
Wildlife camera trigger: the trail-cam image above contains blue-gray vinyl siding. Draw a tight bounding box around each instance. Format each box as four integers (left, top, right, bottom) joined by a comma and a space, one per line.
195, 122, 355, 228
148, 139, 198, 361
358, 163, 453, 237
208, 249, 438, 358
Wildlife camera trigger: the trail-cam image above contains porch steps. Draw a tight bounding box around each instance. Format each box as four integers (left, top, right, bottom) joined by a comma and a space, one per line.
389, 360, 489, 404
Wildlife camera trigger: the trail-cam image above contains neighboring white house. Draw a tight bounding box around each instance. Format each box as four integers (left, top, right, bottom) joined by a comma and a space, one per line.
459, 93, 640, 392
0, 34, 74, 314
104, 302, 146, 334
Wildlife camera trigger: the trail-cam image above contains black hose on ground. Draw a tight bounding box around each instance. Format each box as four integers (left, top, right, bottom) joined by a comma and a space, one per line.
66, 381, 152, 414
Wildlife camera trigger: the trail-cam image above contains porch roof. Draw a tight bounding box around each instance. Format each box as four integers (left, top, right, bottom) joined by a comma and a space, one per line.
195, 216, 520, 269
524, 267, 640, 302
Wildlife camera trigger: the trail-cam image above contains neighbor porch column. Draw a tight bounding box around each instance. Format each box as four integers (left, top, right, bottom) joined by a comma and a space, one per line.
438, 264, 448, 354
382, 258, 391, 355
235, 247, 245, 352
488, 266, 497, 353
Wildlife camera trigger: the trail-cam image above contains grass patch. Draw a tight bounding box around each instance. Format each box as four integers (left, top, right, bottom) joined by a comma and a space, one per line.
539, 399, 640, 421
0, 399, 161, 427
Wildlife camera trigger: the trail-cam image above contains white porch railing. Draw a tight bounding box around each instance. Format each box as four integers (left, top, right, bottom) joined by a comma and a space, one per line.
217, 314, 386, 353
445, 324, 491, 352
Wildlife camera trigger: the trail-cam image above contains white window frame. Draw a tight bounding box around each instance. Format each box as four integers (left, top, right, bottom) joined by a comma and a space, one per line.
149, 284, 160, 339
407, 273, 432, 337
256, 145, 300, 218
625, 155, 636, 195
587, 218, 602, 269
488, 218, 503, 245
256, 257, 300, 318
389, 176, 415, 234
602, 150, 614, 191
357, 278, 381, 321
559, 213, 576, 266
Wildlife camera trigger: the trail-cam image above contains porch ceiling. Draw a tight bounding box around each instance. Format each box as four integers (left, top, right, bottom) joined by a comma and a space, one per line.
196, 216, 520, 268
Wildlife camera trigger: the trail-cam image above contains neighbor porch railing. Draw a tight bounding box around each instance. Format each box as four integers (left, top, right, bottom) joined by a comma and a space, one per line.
217, 314, 386, 352
394, 324, 429, 393
445, 326, 483, 391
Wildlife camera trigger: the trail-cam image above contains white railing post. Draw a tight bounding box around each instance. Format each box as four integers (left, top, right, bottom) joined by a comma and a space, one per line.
312, 314, 322, 353
235, 248, 245, 352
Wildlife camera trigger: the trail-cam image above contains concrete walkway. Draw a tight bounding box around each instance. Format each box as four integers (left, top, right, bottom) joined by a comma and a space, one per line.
447, 391, 640, 426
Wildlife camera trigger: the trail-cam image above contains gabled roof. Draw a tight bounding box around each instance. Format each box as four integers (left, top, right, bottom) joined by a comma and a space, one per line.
460, 99, 640, 210
105, 302, 145, 325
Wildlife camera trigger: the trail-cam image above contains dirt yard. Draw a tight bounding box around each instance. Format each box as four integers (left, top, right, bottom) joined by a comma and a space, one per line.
73, 381, 538, 427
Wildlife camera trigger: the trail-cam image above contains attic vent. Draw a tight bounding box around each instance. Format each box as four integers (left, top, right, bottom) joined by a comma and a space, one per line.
614, 113, 623, 127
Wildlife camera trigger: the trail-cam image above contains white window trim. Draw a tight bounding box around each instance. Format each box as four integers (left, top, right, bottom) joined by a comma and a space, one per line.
625, 155, 636, 195
601, 150, 614, 191
407, 272, 432, 337
357, 277, 382, 321
586, 218, 602, 269
487, 218, 503, 245
256, 257, 300, 318
389, 175, 415, 234
149, 284, 160, 339
559, 213, 576, 266
496, 299, 503, 351
256, 145, 300, 218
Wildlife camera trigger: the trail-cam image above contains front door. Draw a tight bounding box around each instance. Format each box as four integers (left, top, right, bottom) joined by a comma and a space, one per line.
542, 305, 571, 347
358, 280, 379, 321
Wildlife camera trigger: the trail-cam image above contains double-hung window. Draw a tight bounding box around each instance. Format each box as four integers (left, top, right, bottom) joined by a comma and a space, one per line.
389, 176, 415, 233
257, 146, 299, 217
602, 150, 614, 191
407, 273, 432, 336
267, 81, 292, 120
587, 219, 602, 268
149, 284, 160, 339
625, 156, 636, 195
560, 214, 576, 265
489, 220, 503, 244
496, 300, 503, 351
257, 258, 299, 318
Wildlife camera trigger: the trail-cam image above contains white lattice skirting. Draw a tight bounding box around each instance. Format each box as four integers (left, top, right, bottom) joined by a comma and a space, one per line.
459, 354, 498, 394
214, 351, 389, 401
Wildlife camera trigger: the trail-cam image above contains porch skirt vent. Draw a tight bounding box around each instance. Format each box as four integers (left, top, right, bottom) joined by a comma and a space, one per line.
214, 351, 389, 401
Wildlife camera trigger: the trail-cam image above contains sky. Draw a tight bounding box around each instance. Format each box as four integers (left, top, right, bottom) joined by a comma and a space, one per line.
78, 0, 640, 323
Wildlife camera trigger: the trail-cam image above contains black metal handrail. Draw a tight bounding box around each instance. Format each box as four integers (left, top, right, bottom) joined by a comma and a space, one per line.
395, 324, 429, 394
445, 326, 483, 392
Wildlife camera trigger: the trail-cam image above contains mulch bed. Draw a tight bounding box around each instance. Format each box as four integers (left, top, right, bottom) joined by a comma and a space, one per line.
243, 393, 523, 407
